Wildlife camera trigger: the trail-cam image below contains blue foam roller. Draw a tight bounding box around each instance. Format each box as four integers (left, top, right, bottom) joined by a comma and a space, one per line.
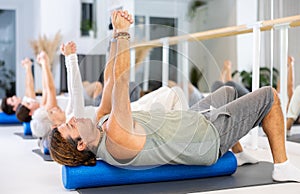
62, 151, 237, 190
0, 112, 22, 124
43, 139, 50, 155
23, 122, 32, 135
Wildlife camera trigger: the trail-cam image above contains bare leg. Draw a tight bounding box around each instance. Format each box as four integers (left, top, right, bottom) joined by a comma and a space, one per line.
231, 142, 243, 153
286, 85, 300, 134
231, 141, 258, 166
287, 56, 294, 109
220, 60, 232, 82
266, 90, 300, 182
83, 81, 103, 99
262, 89, 287, 163
276, 56, 294, 111
285, 56, 295, 135
286, 118, 294, 132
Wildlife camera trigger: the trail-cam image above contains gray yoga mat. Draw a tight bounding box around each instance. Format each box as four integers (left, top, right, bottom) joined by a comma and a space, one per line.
77, 162, 281, 194
14, 132, 37, 140
287, 134, 300, 143
32, 149, 53, 162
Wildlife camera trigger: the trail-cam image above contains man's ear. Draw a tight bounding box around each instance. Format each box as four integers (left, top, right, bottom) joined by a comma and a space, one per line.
77, 139, 87, 151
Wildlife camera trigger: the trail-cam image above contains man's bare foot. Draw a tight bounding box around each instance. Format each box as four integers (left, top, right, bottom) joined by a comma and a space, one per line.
288, 56, 294, 67
221, 60, 232, 82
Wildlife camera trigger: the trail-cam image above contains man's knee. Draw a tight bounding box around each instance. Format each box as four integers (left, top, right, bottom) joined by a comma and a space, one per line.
269, 87, 280, 105
222, 86, 237, 101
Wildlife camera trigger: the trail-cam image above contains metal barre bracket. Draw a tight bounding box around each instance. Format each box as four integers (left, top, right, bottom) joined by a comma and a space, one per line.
273, 22, 290, 30
246, 21, 262, 29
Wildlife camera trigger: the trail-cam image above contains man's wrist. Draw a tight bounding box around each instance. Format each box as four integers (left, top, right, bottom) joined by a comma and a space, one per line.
113, 32, 130, 40
115, 29, 129, 33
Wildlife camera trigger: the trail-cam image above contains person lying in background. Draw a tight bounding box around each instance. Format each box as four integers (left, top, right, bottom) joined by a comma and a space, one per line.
212, 60, 250, 98
276, 56, 295, 111
1, 58, 38, 117
0, 57, 103, 115
22, 51, 61, 128
167, 80, 204, 107
82, 80, 103, 105
286, 85, 300, 136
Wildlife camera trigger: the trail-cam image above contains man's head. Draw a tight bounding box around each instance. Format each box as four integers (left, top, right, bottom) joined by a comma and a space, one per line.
15, 101, 39, 122
49, 117, 96, 166
16, 104, 32, 122
1, 96, 22, 114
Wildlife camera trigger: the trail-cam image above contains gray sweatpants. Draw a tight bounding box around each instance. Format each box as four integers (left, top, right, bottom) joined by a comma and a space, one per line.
190, 86, 274, 157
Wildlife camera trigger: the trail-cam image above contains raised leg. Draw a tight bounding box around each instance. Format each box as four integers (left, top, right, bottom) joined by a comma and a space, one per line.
262, 89, 287, 163
264, 89, 300, 182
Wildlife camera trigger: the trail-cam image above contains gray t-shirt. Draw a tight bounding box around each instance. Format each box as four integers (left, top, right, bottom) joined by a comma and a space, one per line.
97, 110, 220, 166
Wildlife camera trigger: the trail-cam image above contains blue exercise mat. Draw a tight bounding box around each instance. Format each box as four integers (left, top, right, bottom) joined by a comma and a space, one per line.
13, 122, 35, 139
62, 151, 237, 190
0, 112, 22, 124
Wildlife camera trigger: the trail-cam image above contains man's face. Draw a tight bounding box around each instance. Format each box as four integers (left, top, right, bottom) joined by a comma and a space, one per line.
7, 96, 22, 111
57, 117, 81, 140
48, 106, 66, 126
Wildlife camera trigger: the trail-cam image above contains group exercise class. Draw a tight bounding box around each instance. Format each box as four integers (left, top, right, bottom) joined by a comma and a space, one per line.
1, 0, 300, 193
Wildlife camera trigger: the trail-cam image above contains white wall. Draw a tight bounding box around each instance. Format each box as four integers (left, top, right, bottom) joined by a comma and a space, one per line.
40, 0, 109, 54
189, 0, 237, 92
236, 0, 258, 73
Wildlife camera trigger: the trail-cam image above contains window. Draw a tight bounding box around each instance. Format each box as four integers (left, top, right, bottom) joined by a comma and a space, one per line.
80, 0, 95, 37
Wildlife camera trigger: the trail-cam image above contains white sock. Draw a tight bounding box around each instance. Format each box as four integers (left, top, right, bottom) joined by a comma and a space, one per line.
234, 151, 258, 166
286, 130, 292, 137
273, 160, 300, 182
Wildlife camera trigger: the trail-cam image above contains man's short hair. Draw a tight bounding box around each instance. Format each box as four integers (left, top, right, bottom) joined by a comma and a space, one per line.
1, 97, 15, 115
16, 104, 32, 122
